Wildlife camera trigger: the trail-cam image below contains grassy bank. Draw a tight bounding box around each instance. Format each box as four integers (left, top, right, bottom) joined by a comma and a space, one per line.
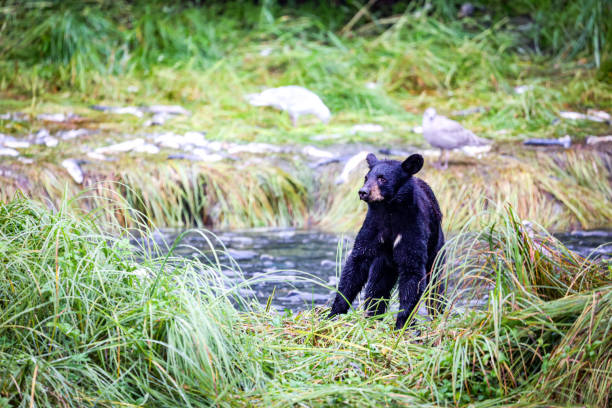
1, 197, 610, 407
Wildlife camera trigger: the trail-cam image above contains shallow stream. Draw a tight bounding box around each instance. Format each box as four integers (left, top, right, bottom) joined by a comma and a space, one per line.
154, 229, 611, 311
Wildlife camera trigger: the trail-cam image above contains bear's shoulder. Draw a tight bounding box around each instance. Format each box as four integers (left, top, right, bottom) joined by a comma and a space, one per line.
414, 177, 442, 221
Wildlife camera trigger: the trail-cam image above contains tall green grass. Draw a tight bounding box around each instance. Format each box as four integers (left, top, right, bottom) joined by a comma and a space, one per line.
1, 1, 609, 96
1, 196, 610, 407
0, 195, 267, 406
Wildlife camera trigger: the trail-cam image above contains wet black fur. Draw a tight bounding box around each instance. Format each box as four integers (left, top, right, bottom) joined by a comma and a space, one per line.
329, 153, 445, 330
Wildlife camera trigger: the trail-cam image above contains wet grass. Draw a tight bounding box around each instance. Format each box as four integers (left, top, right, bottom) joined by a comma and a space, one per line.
1, 195, 610, 407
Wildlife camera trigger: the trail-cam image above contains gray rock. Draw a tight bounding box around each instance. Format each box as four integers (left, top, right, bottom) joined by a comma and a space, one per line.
32, 129, 58, 147
227, 249, 258, 261
145, 105, 190, 116
560, 111, 609, 123
57, 129, 90, 140
586, 135, 612, 145
0, 112, 27, 121
145, 113, 173, 126
192, 148, 224, 162
524, 135, 571, 148
0, 134, 30, 149
586, 109, 610, 122
350, 124, 384, 134
95, 138, 159, 155
227, 143, 283, 155
0, 147, 19, 157
37, 113, 77, 122
302, 145, 335, 159
154, 131, 208, 150
86, 151, 113, 161
90, 105, 144, 118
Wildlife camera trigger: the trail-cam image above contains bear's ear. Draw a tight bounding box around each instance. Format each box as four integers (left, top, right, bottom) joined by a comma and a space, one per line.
366, 153, 378, 169
401, 154, 424, 175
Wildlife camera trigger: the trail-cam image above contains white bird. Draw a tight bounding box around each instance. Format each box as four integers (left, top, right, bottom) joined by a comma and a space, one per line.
246, 86, 331, 126
422, 107, 490, 169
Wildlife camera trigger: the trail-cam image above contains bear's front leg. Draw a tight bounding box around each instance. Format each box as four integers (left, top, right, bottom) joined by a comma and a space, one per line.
328, 250, 373, 317
395, 269, 427, 330
329, 215, 379, 318
363, 257, 397, 317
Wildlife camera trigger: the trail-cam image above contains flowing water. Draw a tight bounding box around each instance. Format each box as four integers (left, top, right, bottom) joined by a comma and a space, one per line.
152, 229, 612, 311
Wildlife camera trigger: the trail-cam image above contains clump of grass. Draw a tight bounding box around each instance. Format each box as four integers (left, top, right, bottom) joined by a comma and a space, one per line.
0, 195, 269, 406
1, 196, 610, 407
0, 158, 311, 230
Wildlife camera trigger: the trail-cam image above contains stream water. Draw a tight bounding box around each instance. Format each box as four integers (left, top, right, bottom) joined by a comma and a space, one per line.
153, 229, 612, 311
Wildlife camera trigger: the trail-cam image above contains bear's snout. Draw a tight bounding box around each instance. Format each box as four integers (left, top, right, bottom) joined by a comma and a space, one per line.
359, 183, 383, 202
358, 188, 369, 201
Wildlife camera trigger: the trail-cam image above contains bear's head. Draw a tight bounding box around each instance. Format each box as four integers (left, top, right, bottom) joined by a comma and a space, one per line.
358, 153, 424, 204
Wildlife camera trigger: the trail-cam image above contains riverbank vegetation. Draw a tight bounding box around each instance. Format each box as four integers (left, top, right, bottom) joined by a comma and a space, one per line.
1, 196, 610, 407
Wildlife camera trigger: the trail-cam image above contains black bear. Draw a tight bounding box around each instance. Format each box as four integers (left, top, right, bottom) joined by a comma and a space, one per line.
329, 153, 445, 330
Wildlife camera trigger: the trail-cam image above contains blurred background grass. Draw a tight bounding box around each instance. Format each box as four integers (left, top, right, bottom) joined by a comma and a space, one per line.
0, 0, 610, 144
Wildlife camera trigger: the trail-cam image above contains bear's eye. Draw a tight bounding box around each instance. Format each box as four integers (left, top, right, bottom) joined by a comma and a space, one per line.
377, 175, 386, 184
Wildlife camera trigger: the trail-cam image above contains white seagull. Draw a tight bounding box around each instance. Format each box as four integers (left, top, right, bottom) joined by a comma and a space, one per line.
246, 86, 331, 126
422, 107, 490, 169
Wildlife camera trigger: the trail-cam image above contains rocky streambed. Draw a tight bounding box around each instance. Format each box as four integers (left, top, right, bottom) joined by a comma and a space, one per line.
145, 228, 612, 312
